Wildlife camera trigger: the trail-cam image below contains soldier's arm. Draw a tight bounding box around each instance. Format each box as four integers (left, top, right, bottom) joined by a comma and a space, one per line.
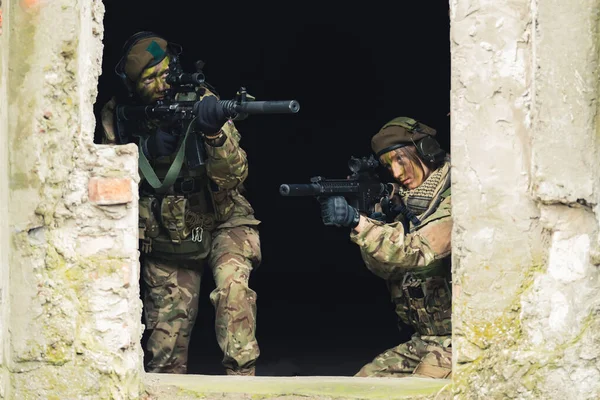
349, 195, 452, 277
205, 120, 249, 190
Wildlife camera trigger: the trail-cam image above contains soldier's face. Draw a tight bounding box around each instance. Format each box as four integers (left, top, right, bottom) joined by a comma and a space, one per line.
379, 147, 426, 190
135, 56, 171, 103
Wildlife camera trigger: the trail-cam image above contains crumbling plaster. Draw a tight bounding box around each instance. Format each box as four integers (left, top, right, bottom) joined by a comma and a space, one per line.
4, 0, 143, 398
451, 0, 600, 398
0, 0, 10, 398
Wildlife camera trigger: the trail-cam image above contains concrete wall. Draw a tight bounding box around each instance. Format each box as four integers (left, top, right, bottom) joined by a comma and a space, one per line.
3, 0, 143, 398
451, 0, 600, 398
0, 0, 10, 398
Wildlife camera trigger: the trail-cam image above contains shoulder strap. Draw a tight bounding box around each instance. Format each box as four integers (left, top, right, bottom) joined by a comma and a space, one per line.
137, 118, 196, 194
440, 187, 451, 199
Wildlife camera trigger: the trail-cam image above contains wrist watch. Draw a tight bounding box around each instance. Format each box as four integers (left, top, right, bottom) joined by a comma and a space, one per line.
203, 129, 224, 140
203, 129, 226, 146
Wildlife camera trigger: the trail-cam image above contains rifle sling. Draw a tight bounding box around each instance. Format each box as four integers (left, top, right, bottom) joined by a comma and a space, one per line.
138, 118, 196, 194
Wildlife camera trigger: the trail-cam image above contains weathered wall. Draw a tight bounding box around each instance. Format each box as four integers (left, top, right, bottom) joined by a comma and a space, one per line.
0, 0, 10, 398
5, 0, 143, 398
3, 0, 600, 398
451, 0, 600, 398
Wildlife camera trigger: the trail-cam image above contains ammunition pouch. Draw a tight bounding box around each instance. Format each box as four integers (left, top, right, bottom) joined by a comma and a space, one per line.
138, 194, 215, 261
139, 197, 161, 243
400, 272, 452, 336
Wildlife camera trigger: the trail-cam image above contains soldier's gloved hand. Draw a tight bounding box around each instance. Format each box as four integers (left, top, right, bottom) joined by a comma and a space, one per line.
319, 196, 360, 228
143, 127, 178, 159
193, 95, 228, 135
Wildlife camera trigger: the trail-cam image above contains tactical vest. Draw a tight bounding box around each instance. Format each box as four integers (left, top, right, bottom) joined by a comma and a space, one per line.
389, 256, 452, 337
129, 90, 217, 262
390, 165, 452, 337
137, 159, 216, 262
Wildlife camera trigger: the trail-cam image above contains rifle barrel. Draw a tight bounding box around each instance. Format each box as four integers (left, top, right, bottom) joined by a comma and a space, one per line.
219, 100, 300, 116
279, 183, 321, 196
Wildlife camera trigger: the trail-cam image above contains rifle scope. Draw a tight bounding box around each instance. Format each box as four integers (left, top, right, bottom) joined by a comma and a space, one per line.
348, 155, 379, 173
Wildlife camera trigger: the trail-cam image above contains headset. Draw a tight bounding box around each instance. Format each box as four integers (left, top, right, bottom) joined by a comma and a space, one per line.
379, 117, 446, 164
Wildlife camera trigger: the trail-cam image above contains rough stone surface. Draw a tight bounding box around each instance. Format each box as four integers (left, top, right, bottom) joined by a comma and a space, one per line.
0, 0, 9, 398
2, 0, 600, 399
4, 0, 143, 399
450, 0, 600, 398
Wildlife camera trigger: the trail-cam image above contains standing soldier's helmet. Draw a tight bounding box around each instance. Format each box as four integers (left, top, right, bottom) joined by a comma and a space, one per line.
114, 31, 182, 95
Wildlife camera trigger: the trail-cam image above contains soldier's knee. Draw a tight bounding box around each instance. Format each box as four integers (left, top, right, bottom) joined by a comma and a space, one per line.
354, 362, 383, 377
211, 278, 257, 307
220, 278, 255, 297
210, 227, 262, 269
212, 256, 254, 287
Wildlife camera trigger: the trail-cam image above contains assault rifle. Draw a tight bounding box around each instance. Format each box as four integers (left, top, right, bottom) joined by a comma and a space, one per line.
279, 155, 391, 215
113, 57, 300, 191
279, 155, 422, 225
114, 59, 300, 145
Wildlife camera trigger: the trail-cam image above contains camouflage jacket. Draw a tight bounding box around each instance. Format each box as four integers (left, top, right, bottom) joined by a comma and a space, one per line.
100, 89, 260, 230
350, 160, 452, 336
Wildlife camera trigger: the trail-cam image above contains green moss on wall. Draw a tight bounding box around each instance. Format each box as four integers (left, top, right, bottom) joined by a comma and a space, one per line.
453, 262, 545, 395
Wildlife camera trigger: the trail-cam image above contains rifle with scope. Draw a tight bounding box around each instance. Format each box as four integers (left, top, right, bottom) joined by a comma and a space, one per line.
279, 155, 391, 215
114, 58, 300, 144
279, 155, 422, 226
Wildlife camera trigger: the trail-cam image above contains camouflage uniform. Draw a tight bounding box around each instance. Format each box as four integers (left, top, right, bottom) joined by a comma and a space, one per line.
351, 158, 452, 379
101, 87, 261, 375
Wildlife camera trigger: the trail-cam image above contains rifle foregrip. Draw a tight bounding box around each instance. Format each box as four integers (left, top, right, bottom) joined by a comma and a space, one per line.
279, 183, 322, 196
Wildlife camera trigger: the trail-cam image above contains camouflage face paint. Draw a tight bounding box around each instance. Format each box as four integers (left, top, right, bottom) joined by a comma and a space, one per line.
379, 147, 427, 190
135, 56, 171, 104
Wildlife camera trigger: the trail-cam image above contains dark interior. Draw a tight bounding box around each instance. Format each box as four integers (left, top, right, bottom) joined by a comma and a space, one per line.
96, 0, 451, 376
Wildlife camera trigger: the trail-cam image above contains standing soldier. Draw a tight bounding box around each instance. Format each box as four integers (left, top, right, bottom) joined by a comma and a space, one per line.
318, 117, 453, 378
100, 31, 261, 376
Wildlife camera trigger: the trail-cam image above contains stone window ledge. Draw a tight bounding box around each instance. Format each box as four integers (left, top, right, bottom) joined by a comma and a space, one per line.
143, 373, 451, 400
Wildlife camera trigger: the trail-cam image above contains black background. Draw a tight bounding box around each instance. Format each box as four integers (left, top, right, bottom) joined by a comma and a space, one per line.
96, 1, 450, 376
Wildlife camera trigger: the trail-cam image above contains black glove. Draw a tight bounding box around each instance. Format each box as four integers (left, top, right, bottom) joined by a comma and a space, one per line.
319, 196, 360, 228
143, 127, 178, 159
193, 95, 228, 135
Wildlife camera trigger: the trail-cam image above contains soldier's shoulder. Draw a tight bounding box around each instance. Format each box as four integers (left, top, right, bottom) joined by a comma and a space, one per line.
101, 96, 117, 113
100, 96, 118, 144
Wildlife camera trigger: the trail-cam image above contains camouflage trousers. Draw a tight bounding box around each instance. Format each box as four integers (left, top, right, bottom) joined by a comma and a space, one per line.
355, 334, 452, 378
142, 225, 261, 374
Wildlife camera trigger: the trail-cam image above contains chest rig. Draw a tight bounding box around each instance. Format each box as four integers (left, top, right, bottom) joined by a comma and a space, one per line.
391, 178, 452, 337
369, 117, 452, 336
390, 259, 452, 337
116, 90, 217, 262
